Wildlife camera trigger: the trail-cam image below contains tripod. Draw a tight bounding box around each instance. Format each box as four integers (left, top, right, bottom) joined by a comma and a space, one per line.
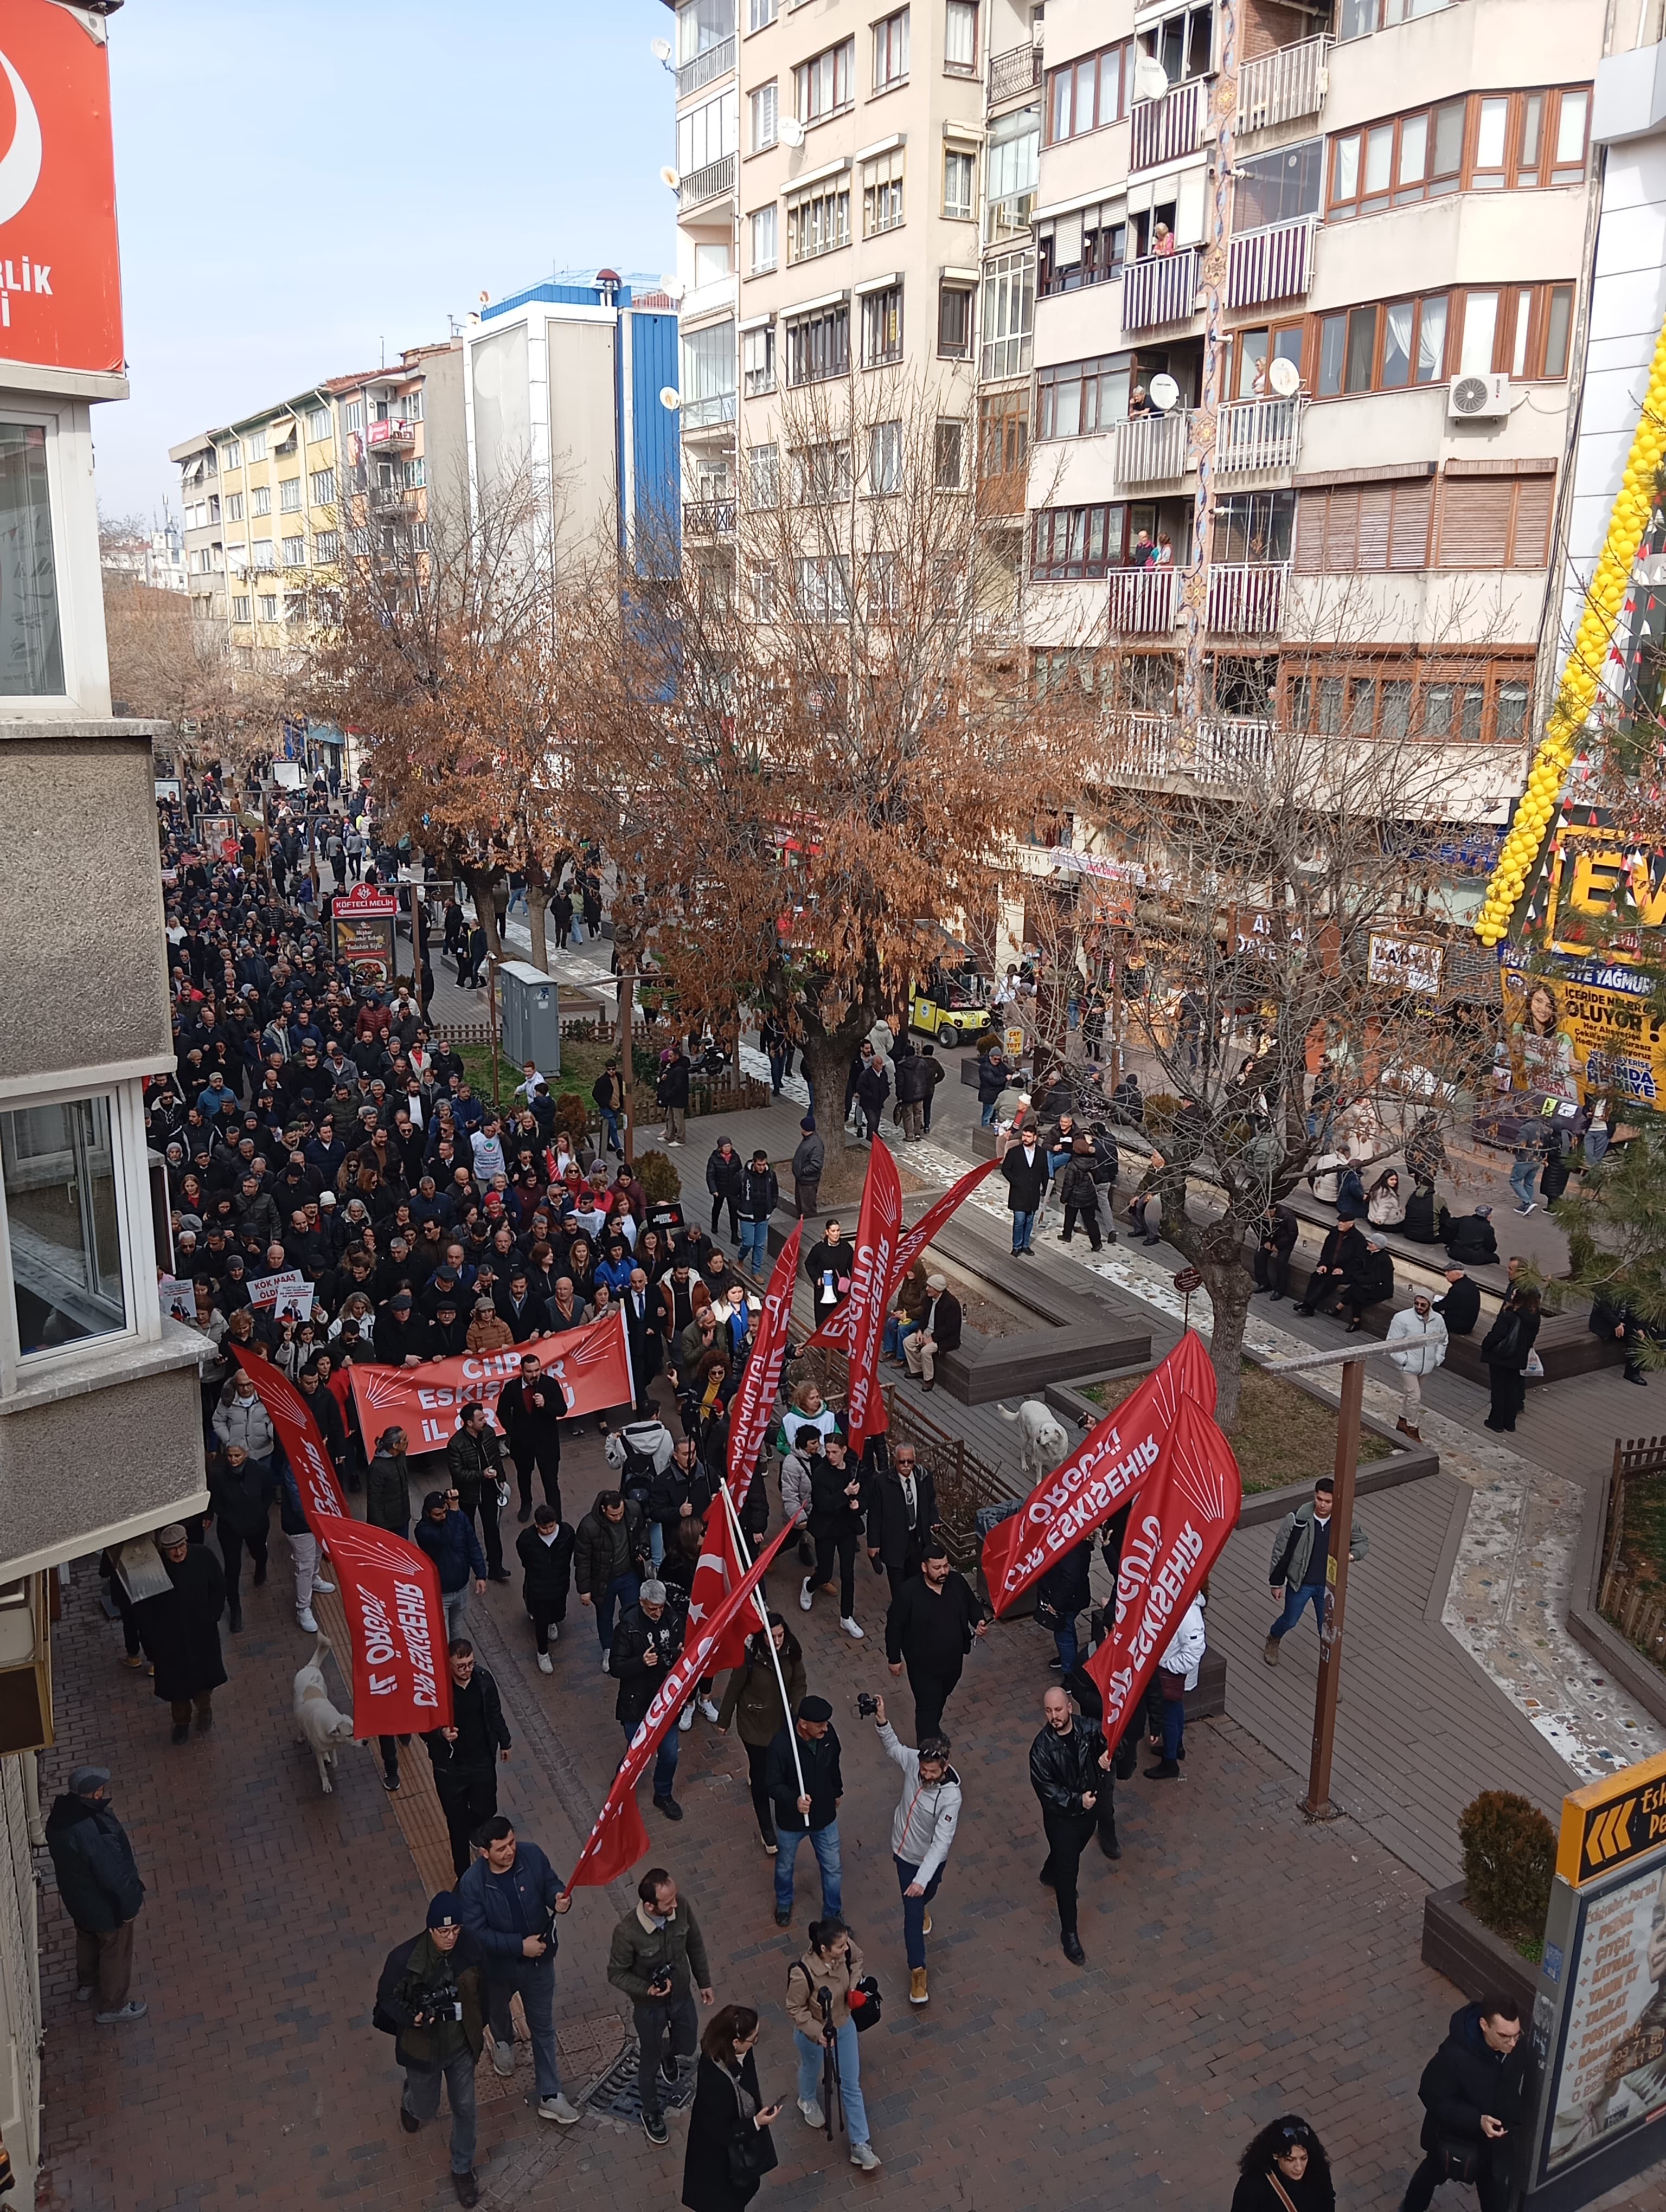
817, 1987, 844, 2145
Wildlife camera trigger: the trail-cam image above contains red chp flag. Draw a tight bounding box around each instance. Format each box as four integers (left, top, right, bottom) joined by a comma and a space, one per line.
312, 1516, 453, 1737
807, 1158, 997, 1352
981, 1331, 1216, 1617
232, 1347, 348, 1534
1085, 1392, 1241, 1737
347, 1308, 633, 1454
728, 1223, 801, 1509
565, 1512, 800, 1892
842, 1141, 903, 1455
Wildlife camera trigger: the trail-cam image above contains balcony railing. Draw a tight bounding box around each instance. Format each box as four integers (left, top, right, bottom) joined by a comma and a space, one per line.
677, 35, 736, 98
989, 42, 1043, 102
1238, 34, 1331, 133
1122, 246, 1200, 331
681, 389, 738, 430
1114, 409, 1190, 485
1207, 561, 1289, 636
1106, 564, 1178, 634
1130, 76, 1206, 171
1216, 396, 1305, 474
680, 152, 736, 209
367, 419, 415, 454
684, 497, 736, 535
1226, 215, 1317, 310
1100, 713, 1273, 787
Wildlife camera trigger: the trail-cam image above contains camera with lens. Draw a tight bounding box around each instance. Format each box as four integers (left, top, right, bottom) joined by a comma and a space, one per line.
647, 1966, 675, 1999
417, 1977, 463, 2024
855, 1692, 880, 1719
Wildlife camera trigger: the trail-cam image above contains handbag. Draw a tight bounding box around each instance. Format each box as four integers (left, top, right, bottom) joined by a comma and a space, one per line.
1524, 1348, 1545, 1379
726, 2119, 766, 2190
850, 1973, 883, 2032
1436, 2137, 1483, 2185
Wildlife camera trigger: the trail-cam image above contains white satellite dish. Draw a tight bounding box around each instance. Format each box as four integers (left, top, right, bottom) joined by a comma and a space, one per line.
659, 387, 682, 413
650, 36, 673, 61
659, 164, 681, 190
1148, 373, 1180, 411
1267, 355, 1302, 398
1133, 54, 1170, 103
779, 116, 806, 148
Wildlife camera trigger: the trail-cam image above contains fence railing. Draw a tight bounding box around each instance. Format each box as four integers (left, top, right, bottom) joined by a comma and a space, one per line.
1207, 560, 1289, 636
1122, 246, 1201, 332
988, 41, 1042, 101
677, 35, 736, 98
680, 152, 736, 208
1130, 76, 1205, 170
1216, 395, 1306, 474
1114, 408, 1190, 485
1226, 214, 1318, 311
1098, 711, 1273, 787
885, 1387, 1016, 1565
1238, 34, 1330, 132
1106, 563, 1179, 634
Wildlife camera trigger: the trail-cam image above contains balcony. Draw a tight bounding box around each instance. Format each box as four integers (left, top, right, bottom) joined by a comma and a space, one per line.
1114, 409, 1190, 486
1100, 712, 1273, 788
1226, 215, 1317, 311
1238, 35, 1330, 133
1122, 246, 1200, 332
989, 42, 1042, 104
1106, 564, 1179, 634
367, 419, 415, 455
680, 152, 736, 210
684, 497, 735, 535
1207, 561, 1289, 636
681, 389, 738, 432
1216, 396, 1305, 475
369, 479, 415, 516
1130, 76, 1206, 171
677, 34, 735, 99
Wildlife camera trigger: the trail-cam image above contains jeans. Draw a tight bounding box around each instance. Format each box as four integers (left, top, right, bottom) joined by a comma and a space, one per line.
1011, 1208, 1036, 1253
981, 1100, 998, 1127
1160, 1689, 1184, 1763
738, 1218, 770, 1273
484, 1956, 562, 2101
745, 1740, 777, 1844
894, 1854, 945, 1971
775, 1821, 841, 1918
767, 1050, 786, 1094
1270, 1579, 1327, 1642
624, 1718, 680, 1801
649, 1521, 667, 1568
1586, 1125, 1610, 1165
635, 1988, 698, 2120
595, 1570, 642, 1654
1053, 1616, 1081, 1676
794, 2020, 870, 2146
599, 1109, 621, 1155
1509, 1158, 1538, 1207
442, 1585, 471, 1641
882, 1316, 917, 1361
403, 2047, 478, 2175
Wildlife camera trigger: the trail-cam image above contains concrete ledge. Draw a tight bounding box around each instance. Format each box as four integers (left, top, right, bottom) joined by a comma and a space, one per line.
1566, 1469, 1666, 1728
1421, 1881, 1539, 2016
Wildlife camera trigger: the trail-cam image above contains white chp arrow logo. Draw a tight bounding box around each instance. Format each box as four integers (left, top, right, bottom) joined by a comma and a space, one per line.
0, 48, 42, 229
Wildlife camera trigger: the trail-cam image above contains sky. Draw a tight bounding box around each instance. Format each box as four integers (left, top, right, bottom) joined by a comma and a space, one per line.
95, 0, 674, 523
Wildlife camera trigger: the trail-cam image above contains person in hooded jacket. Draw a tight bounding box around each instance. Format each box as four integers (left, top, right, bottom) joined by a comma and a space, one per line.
869, 1695, 960, 2008
1401, 1997, 1529, 2212
717, 1616, 807, 1854
44, 1765, 148, 2024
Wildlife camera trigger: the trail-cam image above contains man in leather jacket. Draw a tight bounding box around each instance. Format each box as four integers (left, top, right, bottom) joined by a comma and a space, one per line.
1028, 1685, 1114, 1966
375, 1891, 488, 2205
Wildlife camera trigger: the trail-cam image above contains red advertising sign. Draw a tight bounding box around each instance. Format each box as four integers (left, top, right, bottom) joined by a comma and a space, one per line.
727, 1223, 801, 1506
981, 1331, 1216, 1617
231, 1348, 348, 1534
331, 882, 399, 988
808, 1157, 997, 1353
0, 5, 124, 374
312, 1515, 453, 1738
843, 1141, 903, 1455
347, 1309, 635, 1455
1084, 1392, 1242, 1737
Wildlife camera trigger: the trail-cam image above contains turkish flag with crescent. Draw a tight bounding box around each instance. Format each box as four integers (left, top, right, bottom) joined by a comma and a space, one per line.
727, 1222, 802, 1509
980, 1331, 1216, 1617
1083, 1391, 1241, 1739
232, 1347, 348, 1535
841, 1141, 903, 1455
684, 1490, 760, 1680
311, 1515, 454, 1737
564, 1511, 800, 1891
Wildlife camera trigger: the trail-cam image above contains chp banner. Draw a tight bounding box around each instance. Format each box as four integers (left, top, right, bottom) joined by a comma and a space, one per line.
981, 1331, 1216, 1617
842, 1140, 904, 1456
1084, 1392, 1242, 1737
347, 1308, 634, 1455
728, 1223, 802, 1507
807, 1156, 997, 1353
563, 1511, 801, 1892
312, 1515, 453, 1738
231, 1347, 348, 1533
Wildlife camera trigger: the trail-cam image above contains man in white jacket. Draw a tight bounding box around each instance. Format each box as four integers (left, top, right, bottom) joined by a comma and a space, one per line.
870, 1696, 960, 2009
1147, 1596, 1207, 1780
1386, 1290, 1447, 1442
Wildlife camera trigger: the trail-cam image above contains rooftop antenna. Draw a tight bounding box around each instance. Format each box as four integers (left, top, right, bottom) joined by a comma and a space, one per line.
379, 335, 386, 368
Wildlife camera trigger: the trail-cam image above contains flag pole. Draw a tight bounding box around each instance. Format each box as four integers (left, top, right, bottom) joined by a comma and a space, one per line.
717, 1475, 806, 1802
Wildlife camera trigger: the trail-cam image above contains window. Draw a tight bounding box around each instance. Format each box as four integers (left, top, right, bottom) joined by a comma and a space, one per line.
251, 484, 272, 516
867, 552, 900, 613
0, 426, 62, 698
749, 204, 779, 273
742, 322, 776, 394
1434, 470, 1556, 568
938, 282, 973, 358
1295, 479, 1433, 571
1038, 354, 1134, 438
231, 595, 251, 623
786, 302, 850, 384
221, 438, 242, 469
869, 419, 903, 494
987, 104, 1040, 214
749, 0, 777, 27
792, 440, 853, 502
1141, 3, 1213, 83
1312, 282, 1572, 393
1038, 199, 1127, 294
1235, 139, 1323, 229
304, 407, 330, 442
1315, 293, 1449, 394
307, 467, 335, 508
751, 81, 778, 150
861, 282, 903, 366
400, 391, 424, 423
680, 89, 739, 172
1340, 0, 1458, 33
258, 593, 279, 621
751, 562, 778, 622
863, 149, 904, 235
787, 184, 850, 261
1046, 42, 1130, 144
943, 146, 975, 220
219, 491, 241, 525
315, 531, 339, 563
873, 9, 908, 89
1211, 491, 1295, 564
694, 241, 733, 286
795, 37, 855, 123
979, 389, 1029, 482
1329, 86, 1591, 220
2, 1094, 129, 1358
796, 555, 850, 621
246, 430, 268, 462
681, 320, 738, 426
748, 442, 779, 507
1033, 503, 1119, 580
944, 0, 977, 73
981, 250, 1034, 381
279, 476, 302, 512
282, 535, 306, 567
934, 420, 965, 490
677, 0, 734, 63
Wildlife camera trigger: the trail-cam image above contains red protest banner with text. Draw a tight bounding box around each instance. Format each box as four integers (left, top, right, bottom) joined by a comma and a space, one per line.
842, 1142, 903, 1456
806, 1157, 997, 1352
728, 1223, 802, 1507
981, 1330, 1216, 1617
313, 1515, 453, 1737
565, 1512, 800, 1892
347, 1308, 634, 1454
232, 1347, 348, 1535
1084, 1392, 1241, 1740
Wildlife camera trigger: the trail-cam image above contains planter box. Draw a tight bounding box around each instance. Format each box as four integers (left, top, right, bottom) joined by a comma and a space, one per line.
1421, 1881, 1540, 2019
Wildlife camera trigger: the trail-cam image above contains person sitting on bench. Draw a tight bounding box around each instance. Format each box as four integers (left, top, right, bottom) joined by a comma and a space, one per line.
1333, 1236, 1395, 1334
1293, 1216, 1365, 1316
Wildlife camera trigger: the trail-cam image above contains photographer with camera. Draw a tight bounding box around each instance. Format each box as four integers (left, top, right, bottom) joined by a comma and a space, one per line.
868, 1695, 960, 2008
612, 1578, 687, 1821
606, 1868, 715, 2149
457, 1816, 579, 2127
374, 1892, 488, 2207
784, 1917, 881, 2174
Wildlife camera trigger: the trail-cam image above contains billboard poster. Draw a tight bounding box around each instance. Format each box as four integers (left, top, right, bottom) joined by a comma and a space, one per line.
1499, 950, 1666, 1114
331, 883, 398, 988
1543, 1859, 1666, 2181
1368, 932, 1445, 998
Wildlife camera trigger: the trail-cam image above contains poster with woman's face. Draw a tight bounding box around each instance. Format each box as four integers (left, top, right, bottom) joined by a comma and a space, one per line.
1500, 971, 1582, 1105
1548, 1863, 1666, 2175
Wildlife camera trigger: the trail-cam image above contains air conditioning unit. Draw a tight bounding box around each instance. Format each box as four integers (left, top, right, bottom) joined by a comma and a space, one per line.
1447, 372, 1512, 423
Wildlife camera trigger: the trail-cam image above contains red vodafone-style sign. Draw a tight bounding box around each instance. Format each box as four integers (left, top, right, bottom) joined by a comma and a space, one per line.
0, 5, 124, 375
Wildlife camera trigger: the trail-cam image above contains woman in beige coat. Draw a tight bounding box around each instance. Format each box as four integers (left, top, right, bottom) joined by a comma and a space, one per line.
785, 1918, 880, 2172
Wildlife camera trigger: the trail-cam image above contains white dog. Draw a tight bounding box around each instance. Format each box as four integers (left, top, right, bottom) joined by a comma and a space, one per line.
997, 1399, 1071, 1484
293, 1634, 356, 1794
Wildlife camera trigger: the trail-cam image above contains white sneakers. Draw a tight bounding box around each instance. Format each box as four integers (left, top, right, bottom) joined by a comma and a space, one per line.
492, 2039, 515, 2078
840, 1617, 864, 1639
536, 1652, 553, 1674
851, 2143, 882, 2172
538, 2094, 582, 2126
600, 1650, 613, 1674
297, 1606, 318, 1634
798, 2098, 824, 2128
697, 1696, 721, 1723
678, 1705, 694, 1732
312, 1577, 336, 1595
798, 1578, 813, 1612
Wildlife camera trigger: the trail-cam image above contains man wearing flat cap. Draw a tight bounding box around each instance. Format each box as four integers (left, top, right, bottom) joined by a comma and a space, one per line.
375, 1892, 487, 2207
902, 1274, 963, 1393
764, 1697, 844, 1927
44, 1766, 147, 2024
133, 1525, 227, 1745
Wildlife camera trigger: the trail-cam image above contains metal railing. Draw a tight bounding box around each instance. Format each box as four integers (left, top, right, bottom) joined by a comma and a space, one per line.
1099, 712, 1273, 787
677, 35, 736, 98
684, 497, 736, 535
1106, 564, 1179, 634
679, 152, 736, 208
1238, 34, 1330, 133
1216, 396, 1306, 474
1130, 76, 1205, 171
367, 419, 415, 452
1122, 246, 1201, 331
1207, 561, 1290, 636
988, 42, 1043, 101
1226, 214, 1318, 310
1115, 409, 1190, 485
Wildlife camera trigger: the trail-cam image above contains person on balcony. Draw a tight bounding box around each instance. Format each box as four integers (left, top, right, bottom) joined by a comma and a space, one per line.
1152, 220, 1176, 256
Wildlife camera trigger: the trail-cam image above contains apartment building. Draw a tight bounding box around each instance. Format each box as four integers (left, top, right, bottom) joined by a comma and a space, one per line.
329, 339, 465, 573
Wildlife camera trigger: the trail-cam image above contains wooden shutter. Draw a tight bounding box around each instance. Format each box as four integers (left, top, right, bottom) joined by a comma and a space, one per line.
1356, 485, 1393, 571
1436, 478, 1514, 567
1294, 489, 1330, 573
1508, 476, 1554, 567
1322, 488, 1360, 570
1388, 479, 1432, 569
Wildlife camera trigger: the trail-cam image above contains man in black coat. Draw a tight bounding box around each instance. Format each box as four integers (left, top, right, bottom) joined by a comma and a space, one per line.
611, 1580, 685, 1818
375, 1891, 488, 2205
515, 1504, 574, 1671
133, 1526, 228, 1745
894, 1049, 932, 1142
655, 1048, 690, 1148
999, 1126, 1050, 1256
1433, 1265, 1482, 1337
422, 1641, 512, 1880
622, 1266, 664, 1412
1445, 1204, 1499, 1268
866, 1441, 939, 1602
1401, 1997, 1528, 2212
902, 1275, 962, 1391
497, 1351, 565, 1522
1335, 1236, 1395, 1332
1293, 1216, 1366, 1316
884, 1545, 987, 1741
1028, 1684, 1114, 1965
764, 1697, 843, 1927
854, 1044, 891, 1143
44, 1766, 148, 2023
1253, 1204, 1298, 1301
706, 1139, 744, 1242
